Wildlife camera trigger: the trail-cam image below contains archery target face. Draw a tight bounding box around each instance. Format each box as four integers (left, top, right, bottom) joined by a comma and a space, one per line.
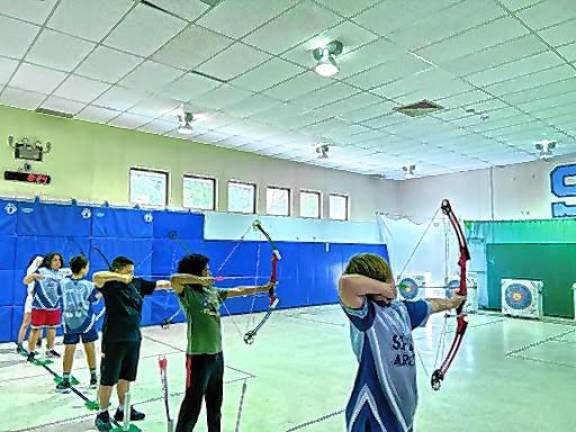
504, 283, 533, 310
398, 277, 420, 300
445, 279, 460, 299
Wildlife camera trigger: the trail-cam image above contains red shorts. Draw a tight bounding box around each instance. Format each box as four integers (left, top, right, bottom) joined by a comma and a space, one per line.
31, 309, 61, 328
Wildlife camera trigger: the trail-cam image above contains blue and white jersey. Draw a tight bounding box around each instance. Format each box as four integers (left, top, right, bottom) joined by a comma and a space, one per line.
61, 278, 99, 334
31, 268, 69, 311
342, 299, 431, 432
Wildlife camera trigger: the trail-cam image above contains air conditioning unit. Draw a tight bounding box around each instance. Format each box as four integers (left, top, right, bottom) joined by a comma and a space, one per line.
446, 275, 478, 314
501, 279, 543, 319
397, 273, 430, 300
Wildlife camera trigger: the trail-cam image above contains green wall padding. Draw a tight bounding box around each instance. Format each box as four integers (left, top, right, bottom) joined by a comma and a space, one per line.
468, 219, 576, 244
486, 244, 576, 318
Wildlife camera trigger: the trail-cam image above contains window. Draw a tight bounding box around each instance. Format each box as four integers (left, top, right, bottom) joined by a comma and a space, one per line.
329, 194, 349, 220
183, 175, 216, 211
228, 180, 256, 213
266, 186, 290, 216
129, 168, 168, 207
300, 190, 321, 218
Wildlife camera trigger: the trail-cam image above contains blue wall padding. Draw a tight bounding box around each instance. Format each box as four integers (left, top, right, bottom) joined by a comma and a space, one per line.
0, 306, 12, 342
90, 239, 153, 275
0, 197, 389, 341
92, 207, 153, 238
17, 202, 91, 237
0, 200, 18, 235
153, 211, 204, 240
0, 270, 14, 306
0, 236, 16, 270
151, 239, 205, 278
14, 236, 91, 270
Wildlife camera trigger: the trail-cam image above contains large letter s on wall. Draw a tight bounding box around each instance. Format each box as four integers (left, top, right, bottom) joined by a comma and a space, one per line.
551, 164, 576, 217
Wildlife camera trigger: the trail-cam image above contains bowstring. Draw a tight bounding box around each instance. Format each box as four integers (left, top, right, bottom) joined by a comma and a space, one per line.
218, 224, 256, 340
247, 243, 262, 333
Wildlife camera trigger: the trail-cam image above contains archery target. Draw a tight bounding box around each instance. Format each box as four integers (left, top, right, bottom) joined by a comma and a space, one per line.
501, 279, 542, 319
398, 276, 423, 300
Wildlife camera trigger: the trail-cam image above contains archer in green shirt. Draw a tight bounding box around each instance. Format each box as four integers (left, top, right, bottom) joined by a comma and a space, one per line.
170, 253, 273, 432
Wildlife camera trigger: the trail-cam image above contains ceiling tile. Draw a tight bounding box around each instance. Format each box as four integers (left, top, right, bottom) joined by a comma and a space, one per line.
483, 64, 574, 95
138, 118, 177, 135
40, 96, 85, 115
196, 43, 271, 81
157, 72, 221, 102
337, 38, 402, 79
230, 58, 304, 92
119, 60, 183, 92
198, 0, 296, 38
0, 57, 18, 84
76, 105, 121, 123
26, 29, 95, 72
314, 0, 381, 18
438, 34, 549, 76
243, 1, 342, 54
263, 72, 327, 101
281, 20, 378, 68
465, 51, 564, 87
415, 17, 528, 64
127, 96, 180, 118
338, 100, 398, 123
150, 0, 210, 21
516, 0, 576, 30
53, 75, 111, 103
0, 0, 58, 24
538, 19, 576, 47
107, 112, 151, 129
223, 94, 283, 117
500, 78, 576, 105
104, 4, 187, 57
345, 54, 432, 90
0, 86, 46, 110
152, 25, 233, 71
191, 84, 253, 110
388, 1, 509, 51
48, 0, 132, 41
0, 15, 41, 59
9, 62, 67, 93
352, 0, 462, 36
315, 91, 383, 117
92, 86, 147, 111
291, 82, 358, 110
557, 42, 576, 62
76, 46, 143, 83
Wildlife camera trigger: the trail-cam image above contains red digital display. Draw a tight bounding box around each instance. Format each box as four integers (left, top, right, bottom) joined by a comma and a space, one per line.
4, 171, 51, 185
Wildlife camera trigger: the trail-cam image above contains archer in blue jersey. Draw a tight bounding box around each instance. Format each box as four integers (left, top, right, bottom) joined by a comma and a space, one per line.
339, 253, 464, 432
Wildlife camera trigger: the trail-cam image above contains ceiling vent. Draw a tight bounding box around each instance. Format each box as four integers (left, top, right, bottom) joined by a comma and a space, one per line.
34, 107, 74, 119
200, 0, 223, 6
393, 100, 443, 118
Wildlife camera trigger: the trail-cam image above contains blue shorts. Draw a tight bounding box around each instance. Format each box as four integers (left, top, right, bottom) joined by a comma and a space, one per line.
63, 328, 98, 345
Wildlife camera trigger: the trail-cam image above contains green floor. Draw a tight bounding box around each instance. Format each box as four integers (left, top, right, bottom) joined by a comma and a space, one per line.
2, 305, 576, 431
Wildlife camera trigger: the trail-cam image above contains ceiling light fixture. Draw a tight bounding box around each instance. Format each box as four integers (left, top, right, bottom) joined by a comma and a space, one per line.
312, 40, 343, 77
177, 111, 195, 135
535, 140, 556, 160
402, 164, 416, 179
316, 143, 330, 159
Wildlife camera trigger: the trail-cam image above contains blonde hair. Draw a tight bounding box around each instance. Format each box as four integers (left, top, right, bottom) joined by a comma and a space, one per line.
344, 253, 392, 282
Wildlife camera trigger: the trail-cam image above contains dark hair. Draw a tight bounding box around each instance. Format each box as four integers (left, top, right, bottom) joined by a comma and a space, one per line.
111, 256, 134, 272
177, 254, 209, 276
70, 255, 89, 274
42, 252, 64, 270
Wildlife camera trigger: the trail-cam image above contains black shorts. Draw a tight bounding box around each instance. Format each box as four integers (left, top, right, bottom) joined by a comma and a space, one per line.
100, 340, 141, 386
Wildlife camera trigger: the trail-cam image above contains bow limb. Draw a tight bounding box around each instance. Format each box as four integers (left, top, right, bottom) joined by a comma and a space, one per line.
430, 199, 471, 391
243, 220, 281, 344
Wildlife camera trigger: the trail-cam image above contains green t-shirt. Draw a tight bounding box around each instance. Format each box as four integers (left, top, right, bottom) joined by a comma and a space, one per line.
179, 285, 229, 355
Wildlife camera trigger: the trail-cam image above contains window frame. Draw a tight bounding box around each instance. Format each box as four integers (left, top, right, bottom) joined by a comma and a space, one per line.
266, 185, 291, 217
182, 174, 217, 211
129, 166, 169, 208
299, 189, 322, 219
328, 193, 349, 221
227, 179, 257, 214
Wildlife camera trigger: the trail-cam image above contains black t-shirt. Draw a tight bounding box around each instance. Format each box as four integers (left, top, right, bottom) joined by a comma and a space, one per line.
98, 277, 156, 342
